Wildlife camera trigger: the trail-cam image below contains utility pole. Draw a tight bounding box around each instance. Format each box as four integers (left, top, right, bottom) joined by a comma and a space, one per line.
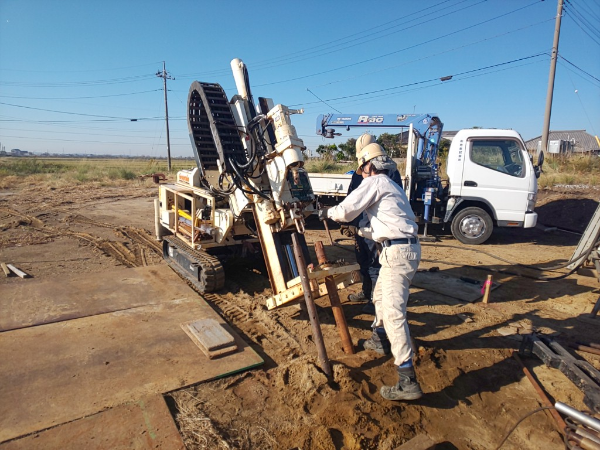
541, 0, 564, 155
156, 62, 174, 171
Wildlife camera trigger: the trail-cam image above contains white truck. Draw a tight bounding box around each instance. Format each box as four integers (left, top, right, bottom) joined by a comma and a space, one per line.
314, 114, 543, 245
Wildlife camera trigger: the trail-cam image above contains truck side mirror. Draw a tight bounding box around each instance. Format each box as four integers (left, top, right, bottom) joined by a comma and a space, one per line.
534, 151, 544, 179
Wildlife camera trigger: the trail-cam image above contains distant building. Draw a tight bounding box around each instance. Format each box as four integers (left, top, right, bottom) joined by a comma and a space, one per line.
441, 131, 458, 142
525, 130, 600, 155
10, 149, 29, 156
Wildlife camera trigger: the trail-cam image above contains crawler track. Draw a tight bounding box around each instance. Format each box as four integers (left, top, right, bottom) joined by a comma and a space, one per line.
162, 235, 225, 293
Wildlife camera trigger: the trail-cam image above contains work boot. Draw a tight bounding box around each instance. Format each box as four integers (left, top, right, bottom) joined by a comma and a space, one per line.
361, 301, 375, 315
362, 327, 391, 355
348, 291, 368, 302
380, 365, 423, 401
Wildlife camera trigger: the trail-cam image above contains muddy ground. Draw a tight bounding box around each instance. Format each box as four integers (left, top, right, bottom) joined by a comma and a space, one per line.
0, 182, 598, 450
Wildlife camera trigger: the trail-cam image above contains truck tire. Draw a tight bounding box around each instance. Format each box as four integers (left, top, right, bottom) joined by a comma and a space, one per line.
450, 207, 493, 245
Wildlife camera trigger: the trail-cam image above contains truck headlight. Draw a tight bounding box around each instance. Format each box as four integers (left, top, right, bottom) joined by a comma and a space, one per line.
447, 197, 456, 211
527, 193, 537, 212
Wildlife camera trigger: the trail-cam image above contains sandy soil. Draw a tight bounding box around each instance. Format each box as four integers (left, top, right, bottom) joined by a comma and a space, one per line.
1, 182, 598, 450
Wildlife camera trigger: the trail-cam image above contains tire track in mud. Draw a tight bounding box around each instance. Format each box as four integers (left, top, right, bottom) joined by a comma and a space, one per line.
2, 207, 304, 364
0, 208, 161, 268
189, 282, 305, 364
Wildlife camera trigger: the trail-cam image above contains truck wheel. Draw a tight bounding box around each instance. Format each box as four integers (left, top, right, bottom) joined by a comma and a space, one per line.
451, 207, 493, 245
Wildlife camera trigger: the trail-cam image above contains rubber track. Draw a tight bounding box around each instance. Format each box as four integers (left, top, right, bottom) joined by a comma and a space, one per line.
163, 235, 225, 293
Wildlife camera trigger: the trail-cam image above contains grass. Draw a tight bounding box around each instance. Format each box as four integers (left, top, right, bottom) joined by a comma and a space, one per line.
306, 153, 599, 190
537, 154, 600, 188
0, 157, 195, 188
304, 159, 355, 174
1, 154, 597, 190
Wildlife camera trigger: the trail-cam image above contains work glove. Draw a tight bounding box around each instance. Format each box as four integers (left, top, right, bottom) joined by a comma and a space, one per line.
317, 207, 330, 221
340, 225, 357, 237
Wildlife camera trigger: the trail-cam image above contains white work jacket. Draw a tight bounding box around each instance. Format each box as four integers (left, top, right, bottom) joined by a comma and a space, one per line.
327, 174, 417, 243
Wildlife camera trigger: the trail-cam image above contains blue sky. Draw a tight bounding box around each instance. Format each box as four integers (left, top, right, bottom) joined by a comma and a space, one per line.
1, 0, 599, 157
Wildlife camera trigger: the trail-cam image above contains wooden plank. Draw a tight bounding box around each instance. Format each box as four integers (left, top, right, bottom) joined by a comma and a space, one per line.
394, 433, 436, 450
0, 298, 263, 443
0, 263, 10, 277
266, 270, 360, 309
6, 264, 29, 279
0, 266, 194, 331
180, 318, 237, 359
307, 264, 360, 281
0, 395, 184, 450
412, 271, 500, 303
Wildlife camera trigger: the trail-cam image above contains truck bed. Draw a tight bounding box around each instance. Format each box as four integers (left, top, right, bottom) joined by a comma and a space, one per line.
308, 172, 352, 198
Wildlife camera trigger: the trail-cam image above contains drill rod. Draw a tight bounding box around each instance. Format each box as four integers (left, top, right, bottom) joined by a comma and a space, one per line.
513, 351, 566, 434
323, 219, 335, 246
291, 233, 332, 378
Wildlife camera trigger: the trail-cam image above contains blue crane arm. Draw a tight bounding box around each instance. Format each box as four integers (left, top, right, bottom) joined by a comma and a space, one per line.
316, 113, 443, 163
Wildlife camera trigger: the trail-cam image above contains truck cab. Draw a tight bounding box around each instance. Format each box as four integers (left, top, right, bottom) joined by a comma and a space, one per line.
444, 129, 538, 244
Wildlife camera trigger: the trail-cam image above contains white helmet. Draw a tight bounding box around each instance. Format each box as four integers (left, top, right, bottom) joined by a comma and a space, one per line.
356, 143, 387, 174
355, 133, 376, 155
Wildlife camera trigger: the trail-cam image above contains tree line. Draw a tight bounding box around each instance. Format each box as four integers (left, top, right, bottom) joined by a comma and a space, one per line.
314, 132, 449, 160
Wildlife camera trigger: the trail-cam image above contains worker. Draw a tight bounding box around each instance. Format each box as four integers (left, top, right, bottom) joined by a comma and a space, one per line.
342, 133, 380, 313
342, 134, 403, 316
319, 142, 422, 401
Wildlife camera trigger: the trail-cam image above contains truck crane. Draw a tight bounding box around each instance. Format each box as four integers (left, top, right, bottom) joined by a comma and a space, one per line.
316, 113, 542, 244
156, 59, 357, 308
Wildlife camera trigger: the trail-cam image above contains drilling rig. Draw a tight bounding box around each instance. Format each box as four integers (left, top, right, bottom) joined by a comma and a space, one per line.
156, 58, 357, 309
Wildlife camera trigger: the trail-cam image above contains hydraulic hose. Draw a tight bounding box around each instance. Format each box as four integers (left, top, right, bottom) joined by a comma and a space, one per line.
420, 239, 598, 274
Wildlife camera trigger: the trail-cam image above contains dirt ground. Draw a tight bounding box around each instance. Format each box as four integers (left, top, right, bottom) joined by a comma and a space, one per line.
1, 182, 598, 450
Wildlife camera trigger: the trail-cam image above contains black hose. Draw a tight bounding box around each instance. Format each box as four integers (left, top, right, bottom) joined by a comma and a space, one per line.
228, 157, 270, 200
420, 240, 598, 273
495, 406, 557, 450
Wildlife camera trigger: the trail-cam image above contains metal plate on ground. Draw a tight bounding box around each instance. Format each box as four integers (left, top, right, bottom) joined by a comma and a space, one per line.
0, 266, 194, 331
412, 271, 499, 303
0, 295, 263, 443
0, 395, 184, 450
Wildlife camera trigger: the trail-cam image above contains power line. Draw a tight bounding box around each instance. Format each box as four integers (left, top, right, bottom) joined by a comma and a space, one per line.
565, 0, 600, 38
246, 0, 476, 72
0, 126, 189, 141
306, 89, 341, 114
295, 52, 548, 106
252, 0, 544, 88
0, 74, 157, 88
0, 101, 164, 121
563, 66, 598, 135
558, 55, 600, 84
0, 61, 165, 74
577, 0, 600, 22
0, 89, 162, 100
173, 0, 459, 80
564, 0, 600, 45
0, 133, 189, 146
311, 16, 555, 89
557, 59, 600, 89
297, 57, 545, 114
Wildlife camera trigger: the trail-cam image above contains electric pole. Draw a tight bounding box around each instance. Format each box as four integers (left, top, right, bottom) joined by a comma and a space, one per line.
156, 62, 174, 171
541, 0, 564, 155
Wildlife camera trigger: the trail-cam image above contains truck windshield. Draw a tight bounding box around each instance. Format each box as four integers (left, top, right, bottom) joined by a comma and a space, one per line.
469, 139, 525, 177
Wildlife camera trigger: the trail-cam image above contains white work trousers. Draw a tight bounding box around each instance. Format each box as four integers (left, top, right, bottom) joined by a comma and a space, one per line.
372, 242, 421, 366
